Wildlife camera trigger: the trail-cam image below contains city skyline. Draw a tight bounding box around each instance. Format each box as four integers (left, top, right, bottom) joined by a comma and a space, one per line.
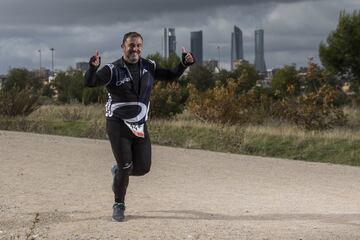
0, 0, 359, 74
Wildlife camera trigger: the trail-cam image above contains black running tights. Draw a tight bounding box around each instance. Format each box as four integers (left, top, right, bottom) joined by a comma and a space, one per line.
106, 119, 151, 204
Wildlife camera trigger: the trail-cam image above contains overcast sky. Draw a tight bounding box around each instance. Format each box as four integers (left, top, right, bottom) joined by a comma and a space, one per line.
0, 0, 359, 74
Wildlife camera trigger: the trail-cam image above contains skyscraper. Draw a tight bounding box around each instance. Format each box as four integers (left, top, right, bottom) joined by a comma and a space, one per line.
163, 28, 176, 58
168, 28, 176, 56
254, 29, 267, 73
190, 30, 203, 65
231, 25, 243, 70
163, 28, 168, 59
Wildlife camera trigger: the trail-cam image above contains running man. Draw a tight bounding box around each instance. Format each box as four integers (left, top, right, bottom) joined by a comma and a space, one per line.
84, 32, 195, 221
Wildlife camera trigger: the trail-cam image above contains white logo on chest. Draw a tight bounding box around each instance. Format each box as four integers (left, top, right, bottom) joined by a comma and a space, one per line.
116, 77, 131, 86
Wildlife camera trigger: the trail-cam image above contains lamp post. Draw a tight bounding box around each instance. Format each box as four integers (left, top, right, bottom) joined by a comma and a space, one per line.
50, 48, 55, 76
217, 46, 220, 69
38, 49, 42, 77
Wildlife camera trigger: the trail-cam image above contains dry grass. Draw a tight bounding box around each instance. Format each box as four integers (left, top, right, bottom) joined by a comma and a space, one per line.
28, 104, 105, 122
244, 124, 360, 141
1, 104, 359, 165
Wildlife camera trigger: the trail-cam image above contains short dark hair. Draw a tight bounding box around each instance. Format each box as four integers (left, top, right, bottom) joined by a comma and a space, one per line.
121, 32, 143, 46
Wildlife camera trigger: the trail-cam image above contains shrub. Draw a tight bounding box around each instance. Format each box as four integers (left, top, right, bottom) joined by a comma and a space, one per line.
0, 68, 43, 117
0, 87, 41, 117
52, 70, 84, 103
272, 84, 347, 130
82, 87, 107, 105
185, 64, 215, 92
186, 79, 265, 125
149, 81, 188, 118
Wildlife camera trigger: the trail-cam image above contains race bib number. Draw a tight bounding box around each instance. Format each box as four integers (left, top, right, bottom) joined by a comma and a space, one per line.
124, 121, 145, 138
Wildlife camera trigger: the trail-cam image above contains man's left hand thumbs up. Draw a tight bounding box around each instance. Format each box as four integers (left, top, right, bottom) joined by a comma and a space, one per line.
181, 47, 195, 66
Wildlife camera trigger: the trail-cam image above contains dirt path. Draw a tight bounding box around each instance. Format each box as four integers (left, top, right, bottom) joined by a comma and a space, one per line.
1, 130, 360, 240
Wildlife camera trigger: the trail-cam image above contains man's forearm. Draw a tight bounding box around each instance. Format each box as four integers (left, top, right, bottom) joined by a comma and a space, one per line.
84, 68, 99, 87
84, 65, 111, 87
155, 62, 187, 81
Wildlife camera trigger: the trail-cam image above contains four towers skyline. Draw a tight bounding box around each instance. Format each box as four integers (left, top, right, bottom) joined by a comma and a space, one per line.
162, 26, 267, 72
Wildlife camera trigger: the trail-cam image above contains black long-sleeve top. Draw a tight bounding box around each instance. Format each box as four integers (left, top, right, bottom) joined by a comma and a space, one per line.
84, 57, 187, 122
84, 57, 187, 89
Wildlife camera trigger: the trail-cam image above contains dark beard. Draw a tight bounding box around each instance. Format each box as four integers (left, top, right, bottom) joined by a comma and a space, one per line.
127, 53, 139, 63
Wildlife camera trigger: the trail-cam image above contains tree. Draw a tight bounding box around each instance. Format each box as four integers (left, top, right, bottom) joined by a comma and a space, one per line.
231, 62, 258, 94
82, 87, 107, 105
0, 68, 42, 116
319, 10, 360, 86
53, 70, 84, 103
4, 68, 43, 92
146, 52, 180, 69
186, 64, 215, 92
303, 59, 347, 106
214, 69, 232, 86
271, 65, 300, 98
150, 81, 188, 118
271, 60, 348, 129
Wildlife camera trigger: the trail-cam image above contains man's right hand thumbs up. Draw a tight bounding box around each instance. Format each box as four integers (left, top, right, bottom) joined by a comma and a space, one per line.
89, 50, 101, 69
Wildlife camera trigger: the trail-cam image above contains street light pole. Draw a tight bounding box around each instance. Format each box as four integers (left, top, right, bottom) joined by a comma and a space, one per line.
50, 48, 55, 76
217, 46, 220, 69
38, 49, 42, 77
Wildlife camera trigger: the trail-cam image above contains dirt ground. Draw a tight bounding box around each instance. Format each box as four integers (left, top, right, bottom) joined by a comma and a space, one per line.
1, 130, 360, 240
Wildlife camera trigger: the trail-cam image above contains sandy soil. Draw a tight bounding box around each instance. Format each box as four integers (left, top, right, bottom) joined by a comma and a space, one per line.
0, 130, 360, 240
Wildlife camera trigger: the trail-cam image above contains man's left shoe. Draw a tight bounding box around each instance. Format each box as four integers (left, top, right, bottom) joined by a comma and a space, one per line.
112, 202, 126, 222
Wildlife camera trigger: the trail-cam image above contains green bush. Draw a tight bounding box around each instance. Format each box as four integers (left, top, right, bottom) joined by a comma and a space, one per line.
186, 80, 265, 125
52, 70, 84, 103
150, 81, 188, 118
82, 87, 107, 105
0, 68, 43, 117
272, 84, 347, 130
0, 87, 41, 117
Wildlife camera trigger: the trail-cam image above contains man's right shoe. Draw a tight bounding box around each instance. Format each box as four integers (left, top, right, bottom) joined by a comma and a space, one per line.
112, 202, 126, 222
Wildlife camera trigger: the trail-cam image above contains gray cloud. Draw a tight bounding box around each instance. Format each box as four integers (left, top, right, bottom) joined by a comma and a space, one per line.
0, 0, 319, 26
0, 0, 359, 74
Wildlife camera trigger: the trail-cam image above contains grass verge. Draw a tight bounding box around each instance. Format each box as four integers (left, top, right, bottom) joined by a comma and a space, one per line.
0, 104, 359, 166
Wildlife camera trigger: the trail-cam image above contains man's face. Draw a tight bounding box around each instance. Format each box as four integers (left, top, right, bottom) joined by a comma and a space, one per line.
122, 36, 143, 63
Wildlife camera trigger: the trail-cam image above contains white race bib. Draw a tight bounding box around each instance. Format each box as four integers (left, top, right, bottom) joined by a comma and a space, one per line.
124, 121, 145, 138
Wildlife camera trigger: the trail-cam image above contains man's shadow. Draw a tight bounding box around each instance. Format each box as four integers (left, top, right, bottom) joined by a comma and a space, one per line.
126, 210, 360, 226
19, 210, 360, 227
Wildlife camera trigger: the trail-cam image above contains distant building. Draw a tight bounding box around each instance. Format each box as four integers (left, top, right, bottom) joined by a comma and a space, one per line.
261, 68, 277, 88
231, 26, 243, 71
48, 74, 56, 83
204, 59, 219, 72
163, 29, 168, 58
168, 28, 176, 56
76, 62, 89, 73
254, 29, 267, 73
190, 30, 203, 65
233, 59, 249, 70
34, 67, 51, 80
162, 28, 176, 58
